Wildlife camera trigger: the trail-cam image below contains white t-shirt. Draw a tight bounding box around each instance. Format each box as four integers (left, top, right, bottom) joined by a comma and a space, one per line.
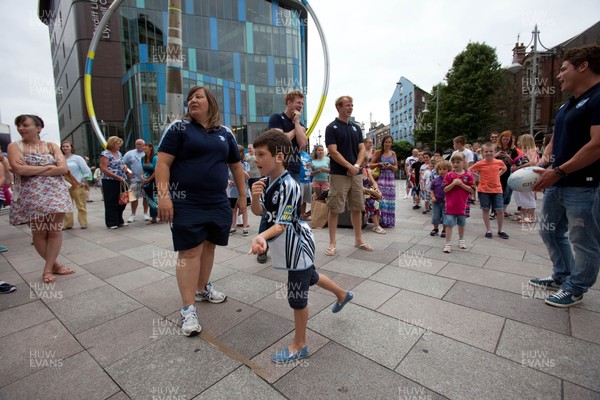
452, 148, 474, 165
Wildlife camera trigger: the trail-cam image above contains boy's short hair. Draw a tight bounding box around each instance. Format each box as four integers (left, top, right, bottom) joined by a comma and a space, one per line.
453, 136, 466, 145
253, 129, 293, 168
433, 150, 442, 156
435, 160, 452, 172
285, 90, 304, 104
450, 153, 466, 162
422, 151, 432, 158
482, 142, 495, 150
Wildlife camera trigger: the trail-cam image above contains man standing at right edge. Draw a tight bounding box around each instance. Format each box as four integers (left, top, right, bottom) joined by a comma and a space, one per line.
324, 96, 373, 256
529, 45, 600, 307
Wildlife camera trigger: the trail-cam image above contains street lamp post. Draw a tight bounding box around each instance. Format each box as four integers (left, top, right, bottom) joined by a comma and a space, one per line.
318, 129, 322, 145
508, 24, 551, 136
422, 86, 439, 151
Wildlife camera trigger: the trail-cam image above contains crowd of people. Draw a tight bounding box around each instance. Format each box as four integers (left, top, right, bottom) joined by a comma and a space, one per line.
1, 45, 598, 364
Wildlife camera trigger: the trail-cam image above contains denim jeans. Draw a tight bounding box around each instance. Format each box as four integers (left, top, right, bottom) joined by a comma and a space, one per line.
539, 186, 600, 295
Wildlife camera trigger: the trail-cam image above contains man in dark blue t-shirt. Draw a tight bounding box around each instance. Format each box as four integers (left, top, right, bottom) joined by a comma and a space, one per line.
324, 95, 372, 256
267, 90, 308, 183
530, 45, 600, 308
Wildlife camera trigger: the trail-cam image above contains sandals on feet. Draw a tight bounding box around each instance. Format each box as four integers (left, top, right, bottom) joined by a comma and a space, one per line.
373, 226, 386, 234
43, 272, 56, 283
325, 247, 336, 256
52, 265, 75, 275
354, 243, 374, 251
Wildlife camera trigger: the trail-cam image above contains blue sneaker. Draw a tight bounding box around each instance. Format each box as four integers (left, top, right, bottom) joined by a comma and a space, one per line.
545, 289, 583, 308
332, 291, 354, 313
0, 245, 7, 252
529, 276, 561, 291
272, 346, 309, 364
0, 281, 16, 294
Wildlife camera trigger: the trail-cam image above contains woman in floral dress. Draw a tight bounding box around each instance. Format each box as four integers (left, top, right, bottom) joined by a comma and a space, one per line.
371, 135, 398, 227
8, 115, 74, 283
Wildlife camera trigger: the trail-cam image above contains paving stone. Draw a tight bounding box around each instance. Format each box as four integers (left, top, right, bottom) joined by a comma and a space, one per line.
8, 253, 72, 275
0, 300, 54, 338
575, 288, 600, 313
394, 251, 448, 274
106, 334, 240, 400
47, 285, 143, 334
217, 310, 294, 359
443, 281, 570, 334
371, 265, 455, 298
106, 392, 131, 400
194, 366, 287, 400
99, 238, 148, 252
166, 298, 261, 338
217, 251, 272, 274
118, 244, 170, 263
211, 271, 277, 305
0, 319, 84, 387
378, 290, 505, 352
276, 341, 447, 400
523, 251, 552, 265
469, 243, 525, 260
31, 273, 107, 303
347, 243, 400, 264
309, 303, 419, 369
250, 329, 330, 384
438, 262, 526, 295
254, 265, 288, 284
60, 237, 103, 255
76, 307, 163, 367
425, 246, 489, 267
570, 308, 600, 345
0, 351, 120, 400
483, 255, 554, 278
252, 289, 335, 321
0, 281, 36, 312
106, 266, 170, 293
127, 276, 182, 316
81, 255, 148, 279
312, 269, 365, 297
396, 332, 561, 400
563, 381, 600, 400
319, 256, 384, 278
349, 279, 399, 310
65, 247, 121, 265
496, 320, 600, 392
206, 263, 238, 282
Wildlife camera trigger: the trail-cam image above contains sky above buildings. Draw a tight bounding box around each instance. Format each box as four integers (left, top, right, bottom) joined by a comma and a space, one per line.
0, 0, 598, 147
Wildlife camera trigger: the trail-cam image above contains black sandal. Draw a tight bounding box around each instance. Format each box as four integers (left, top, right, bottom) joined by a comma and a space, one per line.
429, 229, 439, 236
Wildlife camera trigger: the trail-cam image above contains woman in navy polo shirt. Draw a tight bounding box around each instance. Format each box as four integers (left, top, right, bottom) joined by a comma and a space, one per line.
156, 86, 247, 336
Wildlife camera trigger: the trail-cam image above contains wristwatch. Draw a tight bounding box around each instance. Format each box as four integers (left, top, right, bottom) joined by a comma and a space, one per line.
353, 164, 360, 169
553, 167, 567, 178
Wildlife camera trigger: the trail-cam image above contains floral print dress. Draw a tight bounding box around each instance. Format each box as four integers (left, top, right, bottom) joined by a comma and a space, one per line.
10, 143, 72, 225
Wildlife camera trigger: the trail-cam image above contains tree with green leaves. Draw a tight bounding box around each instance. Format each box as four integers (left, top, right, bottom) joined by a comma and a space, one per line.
415, 42, 504, 150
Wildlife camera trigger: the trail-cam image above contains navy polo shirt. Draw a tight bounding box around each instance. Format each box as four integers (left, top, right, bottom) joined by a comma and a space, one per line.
553, 81, 600, 187
267, 112, 305, 173
158, 120, 241, 206
325, 118, 364, 175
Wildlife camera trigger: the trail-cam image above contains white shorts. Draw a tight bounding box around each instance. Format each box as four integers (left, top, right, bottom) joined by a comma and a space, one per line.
513, 190, 536, 209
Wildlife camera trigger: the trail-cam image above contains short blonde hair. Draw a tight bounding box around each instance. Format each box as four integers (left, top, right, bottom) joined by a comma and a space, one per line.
106, 136, 123, 150
335, 95, 353, 110
435, 160, 452, 173
450, 153, 465, 162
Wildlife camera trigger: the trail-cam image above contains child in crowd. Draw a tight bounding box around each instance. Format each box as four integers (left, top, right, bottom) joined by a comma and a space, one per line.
442, 153, 474, 253
470, 142, 509, 239
512, 134, 539, 223
249, 130, 353, 364
430, 160, 451, 237
420, 151, 432, 214
410, 152, 423, 209
228, 145, 250, 236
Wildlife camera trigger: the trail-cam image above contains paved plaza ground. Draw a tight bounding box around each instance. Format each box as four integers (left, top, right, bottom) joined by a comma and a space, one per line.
1, 185, 599, 400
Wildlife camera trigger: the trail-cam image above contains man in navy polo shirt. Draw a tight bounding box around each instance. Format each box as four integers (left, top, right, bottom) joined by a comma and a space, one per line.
267, 90, 308, 183
324, 95, 373, 256
529, 44, 600, 307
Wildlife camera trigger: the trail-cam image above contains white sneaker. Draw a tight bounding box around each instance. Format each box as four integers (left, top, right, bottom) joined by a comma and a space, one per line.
144, 214, 151, 221
180, 304, 201, 336
195, 282, 227, 303
127, 215, 136, 223
458, 239, 467, 249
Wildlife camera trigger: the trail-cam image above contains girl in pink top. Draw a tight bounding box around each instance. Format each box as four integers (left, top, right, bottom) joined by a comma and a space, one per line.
442, 153, 474, 253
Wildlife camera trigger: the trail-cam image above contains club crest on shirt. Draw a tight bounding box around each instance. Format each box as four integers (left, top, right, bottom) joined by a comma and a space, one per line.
352, 126, 357, 132
219, 135, 225, 141
281, 205, 294, 222
272, 190, 280, 204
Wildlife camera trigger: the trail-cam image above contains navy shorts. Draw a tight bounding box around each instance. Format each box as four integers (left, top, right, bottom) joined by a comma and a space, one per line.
479, 192, 504, 211
287, 265, 320, 309
171, 204, 231, 251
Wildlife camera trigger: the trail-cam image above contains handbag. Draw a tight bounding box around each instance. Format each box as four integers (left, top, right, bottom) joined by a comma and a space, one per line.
119, 180, 135, 205
371, 167, 380, 180
310, 200, 329, 229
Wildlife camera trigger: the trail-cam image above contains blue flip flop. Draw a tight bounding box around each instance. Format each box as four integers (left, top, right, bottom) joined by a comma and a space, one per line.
271, 346, 309, 364
332, 291, 354, 313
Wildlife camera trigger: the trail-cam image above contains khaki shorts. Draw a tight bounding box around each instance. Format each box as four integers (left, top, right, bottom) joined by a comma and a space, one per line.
326, 174, 365, 213
129, 181, 145, 200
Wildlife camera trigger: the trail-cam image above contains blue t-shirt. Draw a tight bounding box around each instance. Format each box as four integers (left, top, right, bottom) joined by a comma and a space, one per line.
158, 120, 240, 207
260, 171, 314, 270
325, 118, 363, 175
141, 155, 157, 182
267, 112, 306, 173
311, 157, 330, 182
552, 81, 600, 187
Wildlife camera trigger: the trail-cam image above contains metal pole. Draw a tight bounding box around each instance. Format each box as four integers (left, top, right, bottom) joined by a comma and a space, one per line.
166, 0, 183, 126
434, 86, 439, 152
529, 25, 538, 136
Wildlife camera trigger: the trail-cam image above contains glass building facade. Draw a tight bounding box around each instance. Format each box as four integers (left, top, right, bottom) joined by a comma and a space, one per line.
39, 0, 308, 161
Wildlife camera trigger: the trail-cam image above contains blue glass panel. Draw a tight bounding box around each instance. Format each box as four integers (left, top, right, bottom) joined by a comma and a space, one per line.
238, 0, 246, 21
139, 43, 148, 62
233, 53, 241, 82
267, 56, 274, 86
157, 71, 166, 105
210, 18, 218, 50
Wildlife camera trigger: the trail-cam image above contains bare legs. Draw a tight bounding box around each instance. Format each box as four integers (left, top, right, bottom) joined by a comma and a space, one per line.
176, 241, 216, 307
30, 213, 72, 282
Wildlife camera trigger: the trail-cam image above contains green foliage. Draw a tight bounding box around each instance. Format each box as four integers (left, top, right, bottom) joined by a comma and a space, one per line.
392, 140, 413, 161
426, 43, 504, 149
